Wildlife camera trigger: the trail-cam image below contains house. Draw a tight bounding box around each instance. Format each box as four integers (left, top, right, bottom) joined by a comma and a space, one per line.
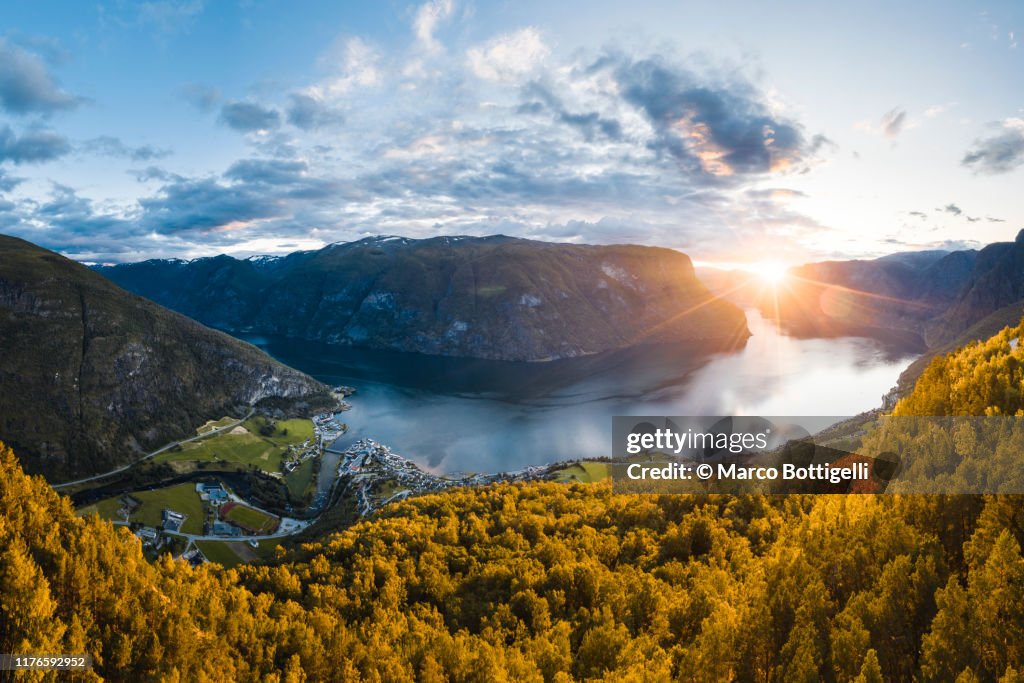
197, 482, 229, 504
212, 521, 241, 537
162, 509, 186, 532
135, 527, 159, 544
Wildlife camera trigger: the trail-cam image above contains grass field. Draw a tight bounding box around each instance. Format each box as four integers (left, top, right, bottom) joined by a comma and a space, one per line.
197, 538, 285, 567
553, 462, 610, 483
88, 483, 205, 534
243, 416, 314, 446
196, 540, 244, 567
222, 503, 278, 534
196, 416, 236, 435
154, 417, 315, 476
286, 458, 316, 499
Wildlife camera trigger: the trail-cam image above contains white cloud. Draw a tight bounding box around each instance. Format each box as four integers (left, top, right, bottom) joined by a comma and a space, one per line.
414, 0, 455, 53
467, 28, 550, 82
313, 37, 380, 97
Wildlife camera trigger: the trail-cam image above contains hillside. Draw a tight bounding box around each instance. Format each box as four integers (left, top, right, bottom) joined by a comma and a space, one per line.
1, 443, 1022, 679
96, 236, 750, 362
926, 230, 1024, 346
757, 250, 977, 340
4, 320, 1024, 678
0, 234, 332, 481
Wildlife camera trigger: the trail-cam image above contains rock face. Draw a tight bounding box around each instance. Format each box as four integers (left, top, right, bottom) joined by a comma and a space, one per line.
96, 235, 751, 362
925, 230, 1024, 345
0, 234, 331, 481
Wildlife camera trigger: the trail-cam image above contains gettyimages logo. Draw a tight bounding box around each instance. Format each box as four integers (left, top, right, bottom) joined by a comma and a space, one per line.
610, 416, 903, 494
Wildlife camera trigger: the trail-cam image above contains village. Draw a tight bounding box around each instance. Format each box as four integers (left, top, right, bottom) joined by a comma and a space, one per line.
336, 438, 553, 517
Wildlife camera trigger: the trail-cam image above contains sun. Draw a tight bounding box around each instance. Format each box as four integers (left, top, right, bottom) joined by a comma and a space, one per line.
749, 260, 789, 286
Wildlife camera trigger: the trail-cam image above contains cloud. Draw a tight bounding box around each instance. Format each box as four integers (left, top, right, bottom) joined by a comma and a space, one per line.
962, 118, 1024, 174
604, 53, 819, 176
0, 169, 23, 192
129, 166, 176, 183
138, 176, 286, 234
413, 0, 455, 52
0, 38, 82, 115
224, 158, 308, 185
940, 203, 962, 216
518, 82, 623, 142
309, 37, 380, 97
468, 28, 550, 82
219, 101, 281, 132
880, 108, 906, 138
286, 94, 345, 130
180, 82, 221, 112
924, 102, 956, 118
82, 136, 172, 161
0, 125, 71, 164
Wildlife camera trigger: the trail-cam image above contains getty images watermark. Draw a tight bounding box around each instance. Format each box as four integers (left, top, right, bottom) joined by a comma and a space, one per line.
609, 415, 1023, 494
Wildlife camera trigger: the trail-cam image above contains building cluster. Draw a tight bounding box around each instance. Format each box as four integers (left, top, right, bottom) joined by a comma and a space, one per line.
338, 439, 556, 517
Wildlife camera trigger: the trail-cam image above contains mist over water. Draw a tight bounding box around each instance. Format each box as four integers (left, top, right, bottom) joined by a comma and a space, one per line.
240, 310, 918, 474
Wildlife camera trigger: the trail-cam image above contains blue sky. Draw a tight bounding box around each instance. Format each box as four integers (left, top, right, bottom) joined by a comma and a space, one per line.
1, 0, 1022, 264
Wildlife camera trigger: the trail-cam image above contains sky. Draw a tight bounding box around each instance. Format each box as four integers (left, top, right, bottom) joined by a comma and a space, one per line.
0, 0, 1022, 265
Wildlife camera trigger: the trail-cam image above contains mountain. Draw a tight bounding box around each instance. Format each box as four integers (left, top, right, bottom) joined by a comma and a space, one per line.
0, 234, 332, 482
95, 235, 751, 361
926, 230, 1024, 346
763, 249, 978, 340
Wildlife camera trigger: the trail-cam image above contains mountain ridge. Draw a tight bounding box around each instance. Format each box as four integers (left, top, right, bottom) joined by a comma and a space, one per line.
95, 235, 751, 362
0, 234, 333, 481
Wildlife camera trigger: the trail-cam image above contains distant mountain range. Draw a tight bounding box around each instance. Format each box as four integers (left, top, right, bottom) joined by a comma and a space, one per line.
701, 229, 1024, 392
95, 235, 751, 362
0, 235, 331, 481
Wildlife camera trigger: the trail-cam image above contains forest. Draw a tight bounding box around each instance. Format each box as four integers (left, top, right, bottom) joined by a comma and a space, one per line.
5, 323, 1024, 680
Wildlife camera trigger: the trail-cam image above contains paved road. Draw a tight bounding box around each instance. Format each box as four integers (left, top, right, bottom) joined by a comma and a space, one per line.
53, 408, 256, 489
114, 520, 309, 543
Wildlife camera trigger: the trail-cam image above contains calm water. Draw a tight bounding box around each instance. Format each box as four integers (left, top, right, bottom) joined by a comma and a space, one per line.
240, 310, 919, 474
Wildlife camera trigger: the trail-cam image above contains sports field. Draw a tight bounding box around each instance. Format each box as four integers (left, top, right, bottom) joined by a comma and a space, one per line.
221, 502, 279, 534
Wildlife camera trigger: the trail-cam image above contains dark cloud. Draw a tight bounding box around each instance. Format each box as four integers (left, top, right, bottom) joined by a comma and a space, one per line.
988, 217, 1006, 223
0, 38, 82, 116
940, 203, 962, 216
219, 101, 281, 132
880, 108, 906, 138
908, 210, 927, 220
286, 94, 345, 130
82, 136, 172, 161
601, 53, 816, 177
0, 125, 71, 164
962, 122, 1024, 174
138, 177, 286, 233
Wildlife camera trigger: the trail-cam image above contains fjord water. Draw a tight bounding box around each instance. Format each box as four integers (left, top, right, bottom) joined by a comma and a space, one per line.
240, 310, 919, 474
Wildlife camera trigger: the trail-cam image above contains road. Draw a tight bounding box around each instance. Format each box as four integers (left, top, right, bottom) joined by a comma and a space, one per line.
52, 408, 256, 490
114, 519, 308, 543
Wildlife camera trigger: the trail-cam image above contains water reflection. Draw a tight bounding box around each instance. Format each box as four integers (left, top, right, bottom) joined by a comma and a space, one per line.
240, 310, 919, 474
